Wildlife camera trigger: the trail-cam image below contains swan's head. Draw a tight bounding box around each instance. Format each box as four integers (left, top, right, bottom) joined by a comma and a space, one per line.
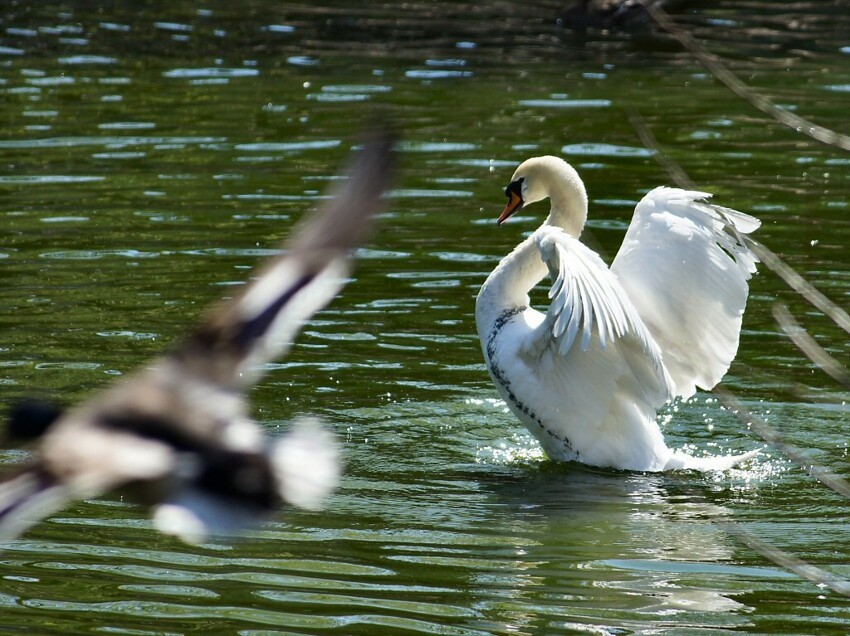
497, 156, 587, 234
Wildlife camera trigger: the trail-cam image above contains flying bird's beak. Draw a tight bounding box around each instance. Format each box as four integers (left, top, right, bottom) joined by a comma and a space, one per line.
498, 190, 523, 225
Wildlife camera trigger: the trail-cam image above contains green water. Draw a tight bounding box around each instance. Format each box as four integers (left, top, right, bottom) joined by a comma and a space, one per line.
1, 1, 850, 633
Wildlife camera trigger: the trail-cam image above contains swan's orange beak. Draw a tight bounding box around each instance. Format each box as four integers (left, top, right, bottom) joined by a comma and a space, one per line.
498, 191, 523, 225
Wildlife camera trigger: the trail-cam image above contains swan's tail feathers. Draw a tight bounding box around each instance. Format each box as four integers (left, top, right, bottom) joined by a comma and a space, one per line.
665, 448, 761, 472
271, 418, 341, 511
0, 467, 69, 542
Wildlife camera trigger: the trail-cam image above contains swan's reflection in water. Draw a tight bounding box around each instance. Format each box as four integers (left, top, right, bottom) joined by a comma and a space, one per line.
475, 469, 757, 632
332, 398, 768, 633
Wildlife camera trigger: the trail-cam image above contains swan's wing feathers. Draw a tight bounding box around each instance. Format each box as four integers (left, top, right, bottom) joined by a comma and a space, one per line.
698, 202, 761, 273
513, 226, 674, 468
611, 187, 759, 398
534, 226, 657, 360
175, 131, 396, 388
546, 242, 584, 354
539, 230, 588, 354
711, 203, 761, 235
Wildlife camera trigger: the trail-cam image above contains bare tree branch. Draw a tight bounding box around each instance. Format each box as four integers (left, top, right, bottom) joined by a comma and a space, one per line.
627, 110, 697, 190
752, 243, 850, 336
773, 303, 850, 389
645, 2, 850, 152
714, 386, 850, 500
628, 97, 850, 595
718, 520, 850, 597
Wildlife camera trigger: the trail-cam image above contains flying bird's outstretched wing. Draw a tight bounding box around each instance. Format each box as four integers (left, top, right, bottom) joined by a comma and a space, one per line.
179, 130, 396, 388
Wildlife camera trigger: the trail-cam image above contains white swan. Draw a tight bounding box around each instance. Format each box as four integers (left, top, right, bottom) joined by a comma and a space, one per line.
476, 156, 760, 472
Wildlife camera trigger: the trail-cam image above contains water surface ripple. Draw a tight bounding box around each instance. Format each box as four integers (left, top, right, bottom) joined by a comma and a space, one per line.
1, 1, 849, 634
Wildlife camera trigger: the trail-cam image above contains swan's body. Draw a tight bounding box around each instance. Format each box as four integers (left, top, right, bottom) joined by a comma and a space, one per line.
476, 156, 759, 472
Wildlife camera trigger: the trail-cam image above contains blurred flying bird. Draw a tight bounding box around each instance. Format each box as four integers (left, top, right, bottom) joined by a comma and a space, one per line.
0, 130, 396, 543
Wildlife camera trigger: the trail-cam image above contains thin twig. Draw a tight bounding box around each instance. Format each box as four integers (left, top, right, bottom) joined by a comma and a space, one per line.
714, 386, 850, 500
710, 389, 850, 593
645, 2, 850, 152
637, 109, 850, 495
628, 109, 850, 593
752, 242, 850, 336
627, 110, 696, 190
773, 303, 850, 389
718, 521, 850, 597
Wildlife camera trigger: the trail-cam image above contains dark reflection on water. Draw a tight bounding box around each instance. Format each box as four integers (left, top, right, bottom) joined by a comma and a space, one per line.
1, 0, 850, 634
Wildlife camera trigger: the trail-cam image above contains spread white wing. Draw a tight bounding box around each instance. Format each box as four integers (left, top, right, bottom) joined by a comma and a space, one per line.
538, 227, 641, 353
610, 187, 760, 398
504, 225, 676, 469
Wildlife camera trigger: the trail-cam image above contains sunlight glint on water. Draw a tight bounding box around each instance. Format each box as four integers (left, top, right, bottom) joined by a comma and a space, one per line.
0, 1, 849, 634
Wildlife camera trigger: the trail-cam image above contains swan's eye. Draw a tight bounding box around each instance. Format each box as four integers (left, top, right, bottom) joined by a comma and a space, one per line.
504, 178, 524, 201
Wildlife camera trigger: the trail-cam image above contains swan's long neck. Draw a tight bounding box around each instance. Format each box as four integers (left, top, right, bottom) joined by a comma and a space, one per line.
476, 157, 588, 332
542, 161, 588, 238
477, 235, 545, 324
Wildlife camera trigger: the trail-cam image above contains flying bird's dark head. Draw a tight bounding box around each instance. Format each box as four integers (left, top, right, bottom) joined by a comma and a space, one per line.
6, 399, 64, 443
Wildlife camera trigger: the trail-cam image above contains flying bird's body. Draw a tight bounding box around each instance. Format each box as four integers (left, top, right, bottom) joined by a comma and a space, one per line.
0, 132, 395, 543
476, 156, 759, 472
